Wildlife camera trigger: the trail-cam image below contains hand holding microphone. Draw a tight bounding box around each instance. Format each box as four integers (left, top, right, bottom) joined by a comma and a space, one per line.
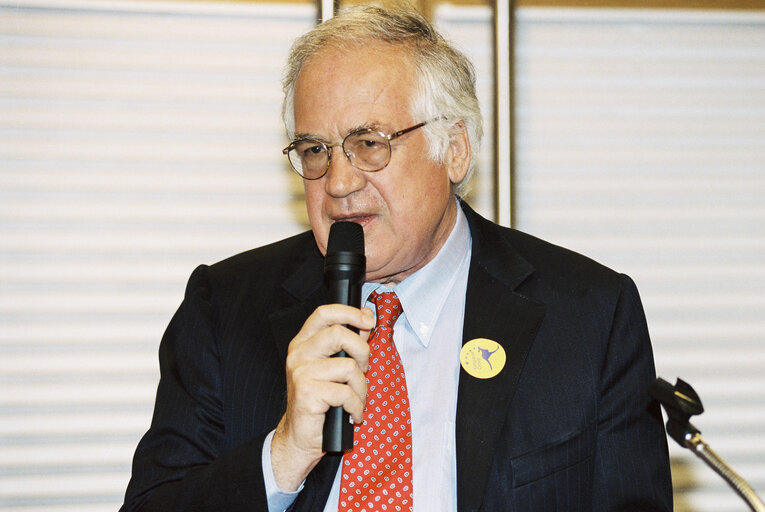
270, 221, 370, 490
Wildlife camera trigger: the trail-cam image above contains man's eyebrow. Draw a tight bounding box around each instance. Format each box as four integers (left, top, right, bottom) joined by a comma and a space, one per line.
293, 132, 327, 142
293, 122, 386, 142
347, 122, 384, 134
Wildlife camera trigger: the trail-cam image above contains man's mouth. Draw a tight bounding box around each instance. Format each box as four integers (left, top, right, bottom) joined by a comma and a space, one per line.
332, 214, 374, 227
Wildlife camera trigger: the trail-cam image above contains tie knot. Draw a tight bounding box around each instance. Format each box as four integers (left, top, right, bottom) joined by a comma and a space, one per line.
369, 291, 402, 327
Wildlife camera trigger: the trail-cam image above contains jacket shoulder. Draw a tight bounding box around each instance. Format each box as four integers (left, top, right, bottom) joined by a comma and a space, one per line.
465, 205, 623, 294
207, 230, 318, 284
178, 230, 321, 310
507, 228, 618, 279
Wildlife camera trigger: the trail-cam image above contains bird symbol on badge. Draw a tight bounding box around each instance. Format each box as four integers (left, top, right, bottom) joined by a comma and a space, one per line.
476, 344, 500, 371
460, 338, 507, 379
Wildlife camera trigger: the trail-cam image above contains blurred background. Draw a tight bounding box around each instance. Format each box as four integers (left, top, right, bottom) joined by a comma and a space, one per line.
1, 0, 763, 510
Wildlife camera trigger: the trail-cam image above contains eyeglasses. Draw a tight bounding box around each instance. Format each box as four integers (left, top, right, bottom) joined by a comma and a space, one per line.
282, 121, 428, 180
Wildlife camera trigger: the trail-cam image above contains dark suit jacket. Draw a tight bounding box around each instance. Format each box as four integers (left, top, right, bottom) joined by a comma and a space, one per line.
122, 202, 672, 512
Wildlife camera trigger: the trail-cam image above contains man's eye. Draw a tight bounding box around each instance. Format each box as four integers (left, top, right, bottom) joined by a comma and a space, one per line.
355, 138, 386, 151
298, 143, 325, 157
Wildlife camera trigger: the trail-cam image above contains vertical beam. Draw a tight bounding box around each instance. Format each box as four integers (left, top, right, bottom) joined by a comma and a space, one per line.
493, 0, 515, 227
318, 0, 339, 23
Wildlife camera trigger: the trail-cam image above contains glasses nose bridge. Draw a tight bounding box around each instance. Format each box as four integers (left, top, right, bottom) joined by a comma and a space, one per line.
323, 139, 358, 176
328, 137, 357, 168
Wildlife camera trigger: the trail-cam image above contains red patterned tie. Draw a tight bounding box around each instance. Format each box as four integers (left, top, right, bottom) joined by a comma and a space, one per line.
338, 291, 413, 512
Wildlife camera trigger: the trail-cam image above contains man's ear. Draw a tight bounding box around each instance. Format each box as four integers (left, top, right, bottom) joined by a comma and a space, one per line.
445, 120, 471, 185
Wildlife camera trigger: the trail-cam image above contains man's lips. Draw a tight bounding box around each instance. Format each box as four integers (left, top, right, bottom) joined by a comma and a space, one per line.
331, 214, 374, 227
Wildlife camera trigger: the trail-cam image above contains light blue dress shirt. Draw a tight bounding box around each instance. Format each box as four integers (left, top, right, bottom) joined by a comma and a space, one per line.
264, 204, 472, 512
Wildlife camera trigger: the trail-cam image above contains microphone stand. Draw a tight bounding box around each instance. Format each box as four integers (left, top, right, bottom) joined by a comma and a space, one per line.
651, 377, 765, 512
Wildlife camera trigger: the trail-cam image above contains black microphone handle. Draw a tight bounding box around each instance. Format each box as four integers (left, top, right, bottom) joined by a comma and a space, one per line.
323, 258, 363, 453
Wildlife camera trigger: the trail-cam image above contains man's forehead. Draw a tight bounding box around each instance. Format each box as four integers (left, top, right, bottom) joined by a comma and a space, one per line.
292, 45, 416, 138
295, 43, 414, 94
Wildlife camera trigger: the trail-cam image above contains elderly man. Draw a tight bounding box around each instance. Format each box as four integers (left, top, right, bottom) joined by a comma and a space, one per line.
122, 4, 672, 512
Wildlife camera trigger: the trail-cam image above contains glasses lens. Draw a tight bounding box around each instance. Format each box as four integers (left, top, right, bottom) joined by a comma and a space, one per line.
289, 139, 328, 179
344, 131, 390, 172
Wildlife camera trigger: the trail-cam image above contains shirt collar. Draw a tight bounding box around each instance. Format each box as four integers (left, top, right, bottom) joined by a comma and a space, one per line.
363, 201, 471, 347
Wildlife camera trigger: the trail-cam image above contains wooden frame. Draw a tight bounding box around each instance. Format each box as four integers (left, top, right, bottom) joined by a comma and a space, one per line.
323, 0, 765, 13
517, 0, 765, 8
419, 0, 765, 10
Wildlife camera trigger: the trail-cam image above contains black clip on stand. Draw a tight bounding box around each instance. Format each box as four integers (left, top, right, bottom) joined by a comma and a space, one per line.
650, 377, 765, 512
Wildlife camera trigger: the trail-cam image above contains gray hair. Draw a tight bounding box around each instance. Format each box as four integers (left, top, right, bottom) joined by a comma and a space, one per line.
281, 2, 483, 194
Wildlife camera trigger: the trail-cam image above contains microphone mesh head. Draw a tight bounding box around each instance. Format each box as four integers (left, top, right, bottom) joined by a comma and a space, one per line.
327, 221, 364, 255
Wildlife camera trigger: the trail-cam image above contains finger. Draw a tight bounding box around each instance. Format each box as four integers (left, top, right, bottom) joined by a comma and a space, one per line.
345, 365, 368, 423
290, 323, 369, 364
289, 374, 366, 422
290, 357, 367, 418
289, 306, 374, 366
299, 304, 375, 342
357, 306, 375, 341
341, 307, 375, 372
318, 381, 366, 422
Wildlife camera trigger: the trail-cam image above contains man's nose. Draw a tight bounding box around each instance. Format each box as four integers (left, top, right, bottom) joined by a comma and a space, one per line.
324, 149, 365, 198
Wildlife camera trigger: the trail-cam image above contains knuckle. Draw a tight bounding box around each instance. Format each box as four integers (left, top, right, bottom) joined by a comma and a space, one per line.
328, 324, 347, 337
341, 384, 355, 402
339, 357, 357, 375
313, 304, 331, 316
285, 350, 301, 370
290, 364, 307, 382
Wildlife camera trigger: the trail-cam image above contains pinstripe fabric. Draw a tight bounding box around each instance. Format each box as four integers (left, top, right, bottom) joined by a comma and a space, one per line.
121, 203, 671, 512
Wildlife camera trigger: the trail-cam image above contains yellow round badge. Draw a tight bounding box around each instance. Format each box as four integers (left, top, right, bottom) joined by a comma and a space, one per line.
460, 338, 506, 379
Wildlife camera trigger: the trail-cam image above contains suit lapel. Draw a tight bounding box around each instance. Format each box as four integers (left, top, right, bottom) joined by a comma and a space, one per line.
268, 248, 328, 364
456, 206, 546, 512
266, 243, 342, 510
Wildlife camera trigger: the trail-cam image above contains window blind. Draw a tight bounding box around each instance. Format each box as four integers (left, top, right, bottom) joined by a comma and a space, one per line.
513, 7, 765, 511
0, 1, 315, 509
2, 2, 764, 511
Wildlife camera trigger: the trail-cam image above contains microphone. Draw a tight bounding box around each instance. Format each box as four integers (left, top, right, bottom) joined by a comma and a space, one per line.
322, 221, 365, 453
